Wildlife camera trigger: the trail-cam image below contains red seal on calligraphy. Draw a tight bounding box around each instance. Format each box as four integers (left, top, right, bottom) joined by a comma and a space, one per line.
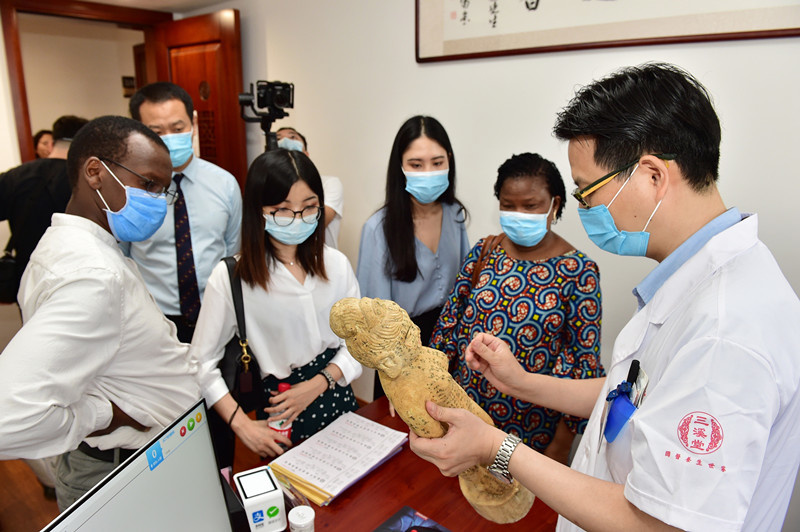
677, 411, 723, 455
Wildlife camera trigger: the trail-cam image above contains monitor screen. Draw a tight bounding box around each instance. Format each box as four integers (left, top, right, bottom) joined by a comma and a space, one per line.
42, 399, 233, 532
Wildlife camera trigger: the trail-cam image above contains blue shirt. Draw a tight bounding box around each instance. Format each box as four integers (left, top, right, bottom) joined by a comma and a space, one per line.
634, 207, 742, 309
120, 156, 242, 315
357, 202, 470, 317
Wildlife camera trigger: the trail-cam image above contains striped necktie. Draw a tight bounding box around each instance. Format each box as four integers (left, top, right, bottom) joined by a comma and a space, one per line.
173, 173, 200, 324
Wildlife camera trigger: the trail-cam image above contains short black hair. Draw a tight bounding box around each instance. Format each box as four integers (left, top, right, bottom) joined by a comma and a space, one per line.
67, 115, 168, 188
276, 127, 308, 150
553, 62, 721, 190
129, 82, 194, 121
494, 153, 566, 220
52, 115, 89, 142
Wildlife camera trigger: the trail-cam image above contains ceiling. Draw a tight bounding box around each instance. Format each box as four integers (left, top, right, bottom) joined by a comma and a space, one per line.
86, 0, 222, 13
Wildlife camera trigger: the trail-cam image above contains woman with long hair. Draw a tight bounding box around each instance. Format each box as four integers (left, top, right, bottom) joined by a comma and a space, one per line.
191, 149, 361, 460
357, 115, 470, 397
358, 115, 469, 339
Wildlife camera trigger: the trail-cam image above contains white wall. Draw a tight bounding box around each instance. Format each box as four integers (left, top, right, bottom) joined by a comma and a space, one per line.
181, 2, 800, 527
0, 14, 20, 171
1, 1, 798, 526
18, 13, 143, 134
187, 0, 800, 365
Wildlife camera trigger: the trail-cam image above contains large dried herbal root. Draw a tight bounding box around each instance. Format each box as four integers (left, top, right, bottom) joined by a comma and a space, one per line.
330, 297, 534, 523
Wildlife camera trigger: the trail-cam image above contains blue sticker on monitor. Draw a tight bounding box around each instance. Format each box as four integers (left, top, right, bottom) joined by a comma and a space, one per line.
252, 510, 264, 524
146, 441, 164, 471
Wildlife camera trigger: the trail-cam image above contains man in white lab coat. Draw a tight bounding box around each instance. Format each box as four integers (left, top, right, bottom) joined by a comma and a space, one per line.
409, 63, 800, 531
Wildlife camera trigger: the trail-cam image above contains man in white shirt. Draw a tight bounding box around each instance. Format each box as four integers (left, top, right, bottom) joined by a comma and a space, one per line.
0, 116, 201, 510
409, 63, 800, 531
127, 82, 242, 343
275, 126, 344, 248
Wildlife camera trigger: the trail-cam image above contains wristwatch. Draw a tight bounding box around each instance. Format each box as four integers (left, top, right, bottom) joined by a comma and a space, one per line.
487, 433, 521, 484
319, 368, 336, 390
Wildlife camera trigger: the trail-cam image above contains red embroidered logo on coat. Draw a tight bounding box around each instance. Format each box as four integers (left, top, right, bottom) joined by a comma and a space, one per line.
677, 411, 723, 454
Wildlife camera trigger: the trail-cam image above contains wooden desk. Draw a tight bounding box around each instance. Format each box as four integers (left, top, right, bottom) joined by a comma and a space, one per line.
237, 397, 558, 531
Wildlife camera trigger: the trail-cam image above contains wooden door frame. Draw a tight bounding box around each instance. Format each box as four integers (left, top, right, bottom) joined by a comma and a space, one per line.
0, 0, 172, 161
151, 9, 247, 184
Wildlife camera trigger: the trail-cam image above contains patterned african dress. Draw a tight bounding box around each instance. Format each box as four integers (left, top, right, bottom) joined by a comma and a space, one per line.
430, 237, 604, 451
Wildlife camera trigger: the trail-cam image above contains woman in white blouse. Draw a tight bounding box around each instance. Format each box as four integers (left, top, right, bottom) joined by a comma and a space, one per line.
191, 149, 362, 459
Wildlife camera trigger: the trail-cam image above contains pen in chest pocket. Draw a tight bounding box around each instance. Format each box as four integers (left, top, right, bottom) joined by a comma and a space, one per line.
599, 359, 649, 449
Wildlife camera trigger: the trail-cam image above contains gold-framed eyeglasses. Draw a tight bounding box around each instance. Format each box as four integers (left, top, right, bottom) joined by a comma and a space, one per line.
267, 205, 322, 227
572, 153, 676, 208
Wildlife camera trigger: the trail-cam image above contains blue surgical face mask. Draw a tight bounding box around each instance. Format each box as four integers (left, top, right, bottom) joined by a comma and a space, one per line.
160, 130, 193, 168
97, 161, 168, 242
499, 198, 554, 248
403, 168, 449, 204
577, 165, 662, 256
264, 214, 318, 245
277, 137, 305, 152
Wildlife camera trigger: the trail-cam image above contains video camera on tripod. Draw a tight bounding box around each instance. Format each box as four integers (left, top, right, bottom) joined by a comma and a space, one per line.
238, 81, 294, 151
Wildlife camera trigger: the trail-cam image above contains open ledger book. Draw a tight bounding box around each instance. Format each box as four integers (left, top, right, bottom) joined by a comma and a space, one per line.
269, 412, 408, 506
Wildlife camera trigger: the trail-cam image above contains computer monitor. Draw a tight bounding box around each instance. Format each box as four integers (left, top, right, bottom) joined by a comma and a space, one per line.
42, 399, 234, 532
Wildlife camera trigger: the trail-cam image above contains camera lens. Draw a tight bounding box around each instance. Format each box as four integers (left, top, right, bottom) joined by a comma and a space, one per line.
273, 90, 289, 108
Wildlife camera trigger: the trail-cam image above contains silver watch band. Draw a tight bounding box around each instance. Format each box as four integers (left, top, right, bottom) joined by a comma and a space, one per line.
488, 433, 521, 483
319, 368, 336, 390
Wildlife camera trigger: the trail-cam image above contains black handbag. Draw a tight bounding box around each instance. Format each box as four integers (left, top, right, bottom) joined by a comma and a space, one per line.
0, 240, 19, 304
219, 256, 268, 413
1, 169, 58, 304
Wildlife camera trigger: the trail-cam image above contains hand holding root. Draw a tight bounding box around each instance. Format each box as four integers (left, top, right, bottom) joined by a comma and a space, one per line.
409, 401, 505, 477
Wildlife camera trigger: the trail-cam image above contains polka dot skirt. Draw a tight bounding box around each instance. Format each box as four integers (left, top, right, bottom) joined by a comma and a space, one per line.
258, 348, 358, 444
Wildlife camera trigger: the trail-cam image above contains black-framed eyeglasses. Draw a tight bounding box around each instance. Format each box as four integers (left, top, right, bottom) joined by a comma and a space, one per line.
571, 153, 676, 208
99, 157, 178, 205
266, 205, 322, 227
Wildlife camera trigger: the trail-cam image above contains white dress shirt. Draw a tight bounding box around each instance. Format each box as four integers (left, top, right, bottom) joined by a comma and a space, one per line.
192, 246, 363, 407
321, 175, 343, 248
120, 156, 242, 315
0, 214, 200, 459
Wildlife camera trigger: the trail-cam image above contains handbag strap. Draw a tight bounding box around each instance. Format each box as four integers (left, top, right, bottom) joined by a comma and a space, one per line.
223, 257, 247, 340
470, 233, 505, 287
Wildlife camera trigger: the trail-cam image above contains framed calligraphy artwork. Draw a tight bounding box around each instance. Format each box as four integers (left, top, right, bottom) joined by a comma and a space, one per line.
416, 0, 800, 62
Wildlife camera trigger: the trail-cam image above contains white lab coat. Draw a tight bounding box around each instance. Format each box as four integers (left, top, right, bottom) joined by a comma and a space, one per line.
560, 214, 800, 532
